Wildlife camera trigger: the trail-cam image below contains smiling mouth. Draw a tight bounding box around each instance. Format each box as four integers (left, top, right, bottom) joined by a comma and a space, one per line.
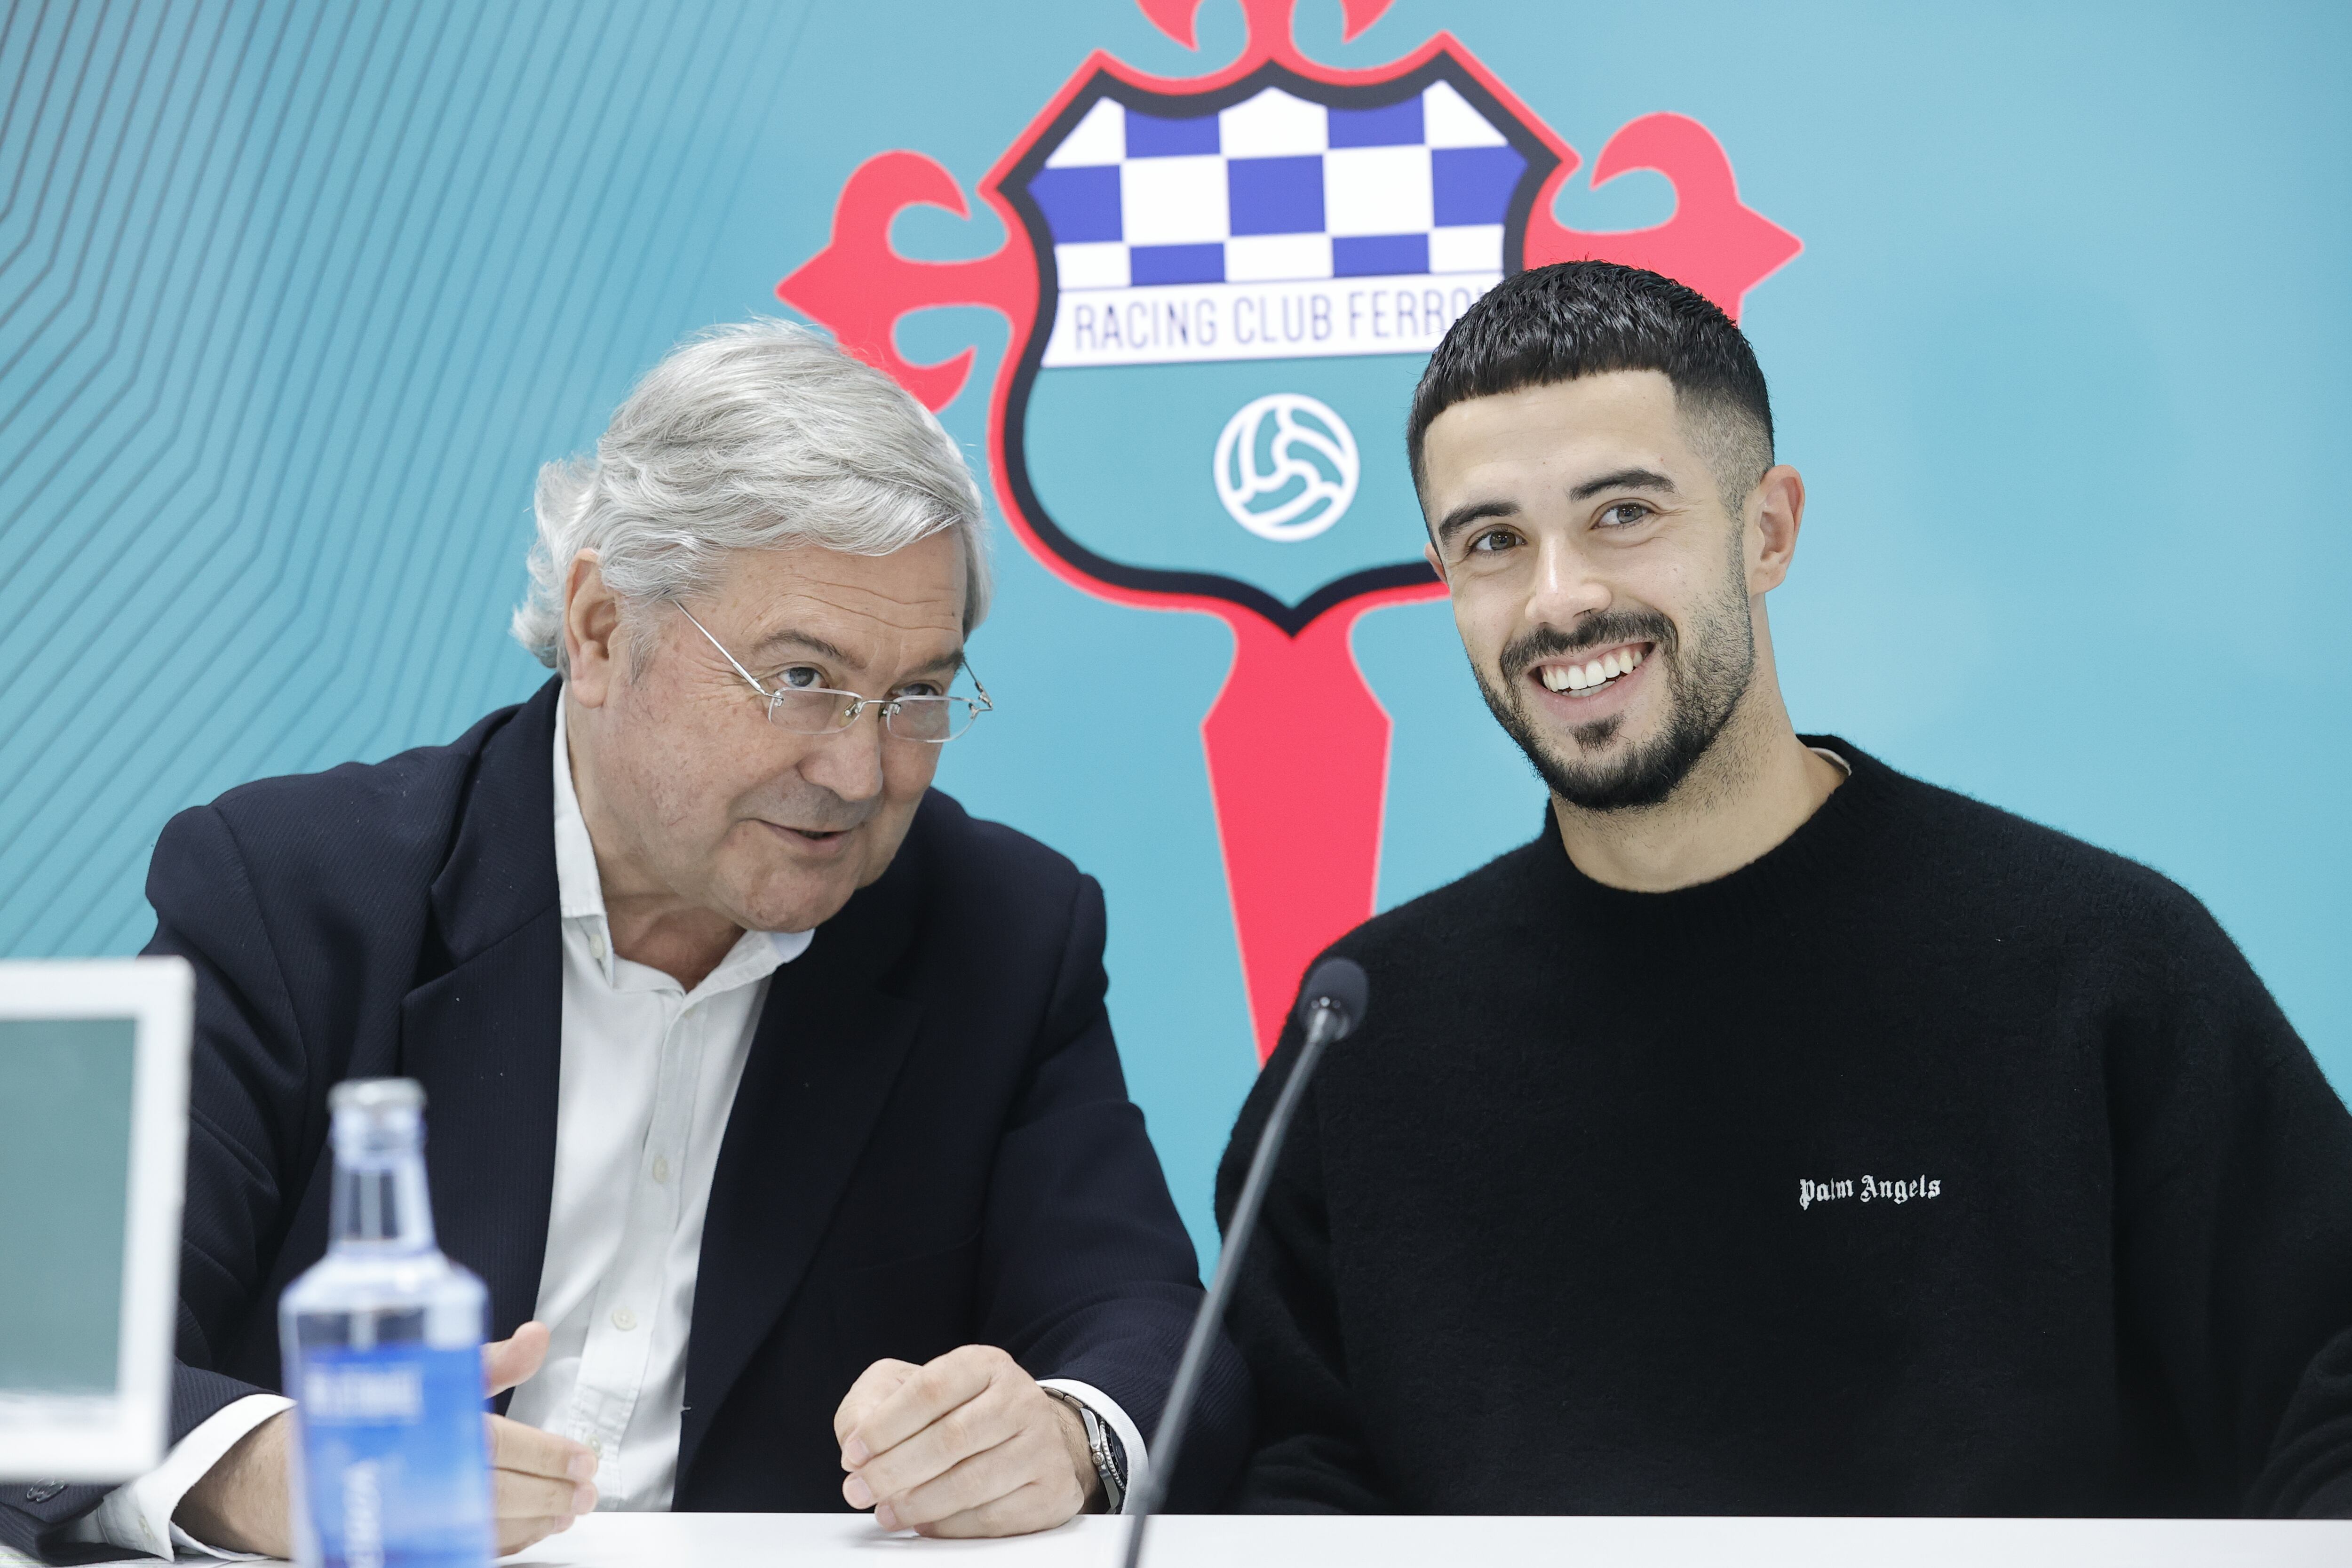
1534, 642, 1651, 697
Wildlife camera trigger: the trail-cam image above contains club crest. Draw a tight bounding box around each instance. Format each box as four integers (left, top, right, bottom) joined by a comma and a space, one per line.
1001, 60, 1556, 631
779, 0, 1801, 1059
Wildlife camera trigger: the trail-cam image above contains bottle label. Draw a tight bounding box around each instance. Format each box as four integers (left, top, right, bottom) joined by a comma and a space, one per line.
294, 1345, 491, 1568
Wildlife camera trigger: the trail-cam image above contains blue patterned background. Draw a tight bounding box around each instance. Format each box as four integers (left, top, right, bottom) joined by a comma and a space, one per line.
3, 0, 2346, 1260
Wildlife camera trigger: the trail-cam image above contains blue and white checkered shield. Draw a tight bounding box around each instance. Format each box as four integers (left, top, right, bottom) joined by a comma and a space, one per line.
1002, 68, 1556, 628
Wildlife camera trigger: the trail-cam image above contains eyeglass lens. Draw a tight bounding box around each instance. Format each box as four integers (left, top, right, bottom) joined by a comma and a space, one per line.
765, 689, 978, 742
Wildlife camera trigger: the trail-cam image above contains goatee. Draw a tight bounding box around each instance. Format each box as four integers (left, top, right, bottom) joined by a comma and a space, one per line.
1473, 586, 1756, 812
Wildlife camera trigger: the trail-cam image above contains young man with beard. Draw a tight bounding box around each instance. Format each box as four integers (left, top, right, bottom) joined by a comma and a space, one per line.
1216, 262, 2352, 1516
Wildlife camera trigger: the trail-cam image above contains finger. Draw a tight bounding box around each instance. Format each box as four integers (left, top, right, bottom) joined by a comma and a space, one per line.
494, 1514, 575, 1556
883, 1421, 1065, 1531
834, 1359, 917, 1456
846, 1381, 1023, 1507
486, 1414, 598, 1485
485, 1322, 552, 1396
846, 1347, 1005, 1466
490, 1469, 587, 1521
918, 1479, 1070, 1540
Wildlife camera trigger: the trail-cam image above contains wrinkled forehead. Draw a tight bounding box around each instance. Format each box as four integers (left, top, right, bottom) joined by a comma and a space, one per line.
707, 535, 970, 667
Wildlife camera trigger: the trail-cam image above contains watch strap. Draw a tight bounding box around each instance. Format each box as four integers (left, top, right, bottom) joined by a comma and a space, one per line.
1041, 1386, 1127, 1514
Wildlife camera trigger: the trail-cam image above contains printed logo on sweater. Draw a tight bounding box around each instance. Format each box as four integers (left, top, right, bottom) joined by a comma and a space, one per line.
1798, 1174, 1941, 1210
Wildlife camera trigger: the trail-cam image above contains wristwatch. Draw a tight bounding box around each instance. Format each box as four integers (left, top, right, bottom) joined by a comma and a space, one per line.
1041, 1387, 1127, 1514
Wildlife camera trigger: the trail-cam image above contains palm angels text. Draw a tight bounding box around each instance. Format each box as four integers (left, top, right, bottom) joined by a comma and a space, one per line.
1798, 1175, 1941, 1210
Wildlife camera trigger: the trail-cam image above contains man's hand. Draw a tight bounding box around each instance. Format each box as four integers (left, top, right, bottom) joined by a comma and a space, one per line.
480, 1322, 599, 1554
835, 1345, 1099, 1537
175, 1321, 598, 1558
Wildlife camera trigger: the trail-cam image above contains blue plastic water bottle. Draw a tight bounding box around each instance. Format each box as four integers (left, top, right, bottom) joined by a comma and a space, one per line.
280, 1079, 493, 1568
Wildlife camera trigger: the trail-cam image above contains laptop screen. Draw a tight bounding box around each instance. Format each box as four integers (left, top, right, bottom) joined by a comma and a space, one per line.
0, 957, 190, 1481
0, 1016, 140, 1401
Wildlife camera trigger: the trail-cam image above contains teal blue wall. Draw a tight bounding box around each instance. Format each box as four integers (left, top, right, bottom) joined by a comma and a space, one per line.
3, 0, 2345, 1265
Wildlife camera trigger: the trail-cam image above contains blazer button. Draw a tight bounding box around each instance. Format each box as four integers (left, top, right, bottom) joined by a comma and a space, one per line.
23, 1481, 66, 1504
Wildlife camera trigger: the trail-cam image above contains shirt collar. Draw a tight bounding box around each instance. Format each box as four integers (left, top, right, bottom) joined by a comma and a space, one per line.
552, 695, 815, 986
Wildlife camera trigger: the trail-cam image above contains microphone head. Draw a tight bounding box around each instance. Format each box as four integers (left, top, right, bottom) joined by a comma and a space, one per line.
1295, 957, 1369, 1039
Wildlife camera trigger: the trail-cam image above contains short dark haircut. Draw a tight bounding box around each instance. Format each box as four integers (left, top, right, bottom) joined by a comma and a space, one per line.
1407, 262, 1776, 510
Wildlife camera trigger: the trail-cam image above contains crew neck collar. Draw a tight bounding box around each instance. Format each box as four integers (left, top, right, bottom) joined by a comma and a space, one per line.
1533, 734, 1892, 923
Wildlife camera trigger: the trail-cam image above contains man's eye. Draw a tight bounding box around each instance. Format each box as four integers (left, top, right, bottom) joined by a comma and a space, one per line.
1468, 528, 1518, 554
778, 667, 825, 690
1599, 502, 1653, 528
897, 682, 945, 700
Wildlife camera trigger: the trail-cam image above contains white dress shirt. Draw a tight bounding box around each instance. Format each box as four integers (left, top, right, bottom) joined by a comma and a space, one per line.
80, 698, 1145, 1553
504, 697, 814, 1508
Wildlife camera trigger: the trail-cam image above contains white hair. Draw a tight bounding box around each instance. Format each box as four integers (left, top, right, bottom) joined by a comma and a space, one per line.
511, 318, 990, 671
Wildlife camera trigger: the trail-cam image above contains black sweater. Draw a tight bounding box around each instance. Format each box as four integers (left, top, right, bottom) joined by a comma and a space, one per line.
1216, 739, 2352, 1516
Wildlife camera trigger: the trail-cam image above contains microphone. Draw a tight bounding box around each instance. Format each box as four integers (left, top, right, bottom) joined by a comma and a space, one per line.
1118, 957, 1369, 1568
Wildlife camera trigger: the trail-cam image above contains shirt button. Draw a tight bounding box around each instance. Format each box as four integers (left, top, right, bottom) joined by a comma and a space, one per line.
651, 1155, 670, 1185
588, 930, 607, 961
611, 1306, 637, 1331
585, 1435, 603, 1458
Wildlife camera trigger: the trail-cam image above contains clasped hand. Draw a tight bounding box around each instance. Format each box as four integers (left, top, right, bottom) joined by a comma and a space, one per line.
835, 1345, 1100, 1536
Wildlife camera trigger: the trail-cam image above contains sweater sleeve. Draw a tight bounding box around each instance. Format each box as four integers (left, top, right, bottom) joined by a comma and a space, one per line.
2102, 882, 2352, 1516
1215, 1013, 1394, 1513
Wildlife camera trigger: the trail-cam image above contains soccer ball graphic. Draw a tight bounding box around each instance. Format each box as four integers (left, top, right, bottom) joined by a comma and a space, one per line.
1213, 393, 1360, 543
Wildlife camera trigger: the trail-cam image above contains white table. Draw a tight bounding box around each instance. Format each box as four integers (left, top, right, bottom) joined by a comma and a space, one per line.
12, 1511, 2347, 1567
495, 1510, 2352, 1568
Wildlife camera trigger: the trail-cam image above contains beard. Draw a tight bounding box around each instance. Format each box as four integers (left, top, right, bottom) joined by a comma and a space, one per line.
1471, 561, 1757, 812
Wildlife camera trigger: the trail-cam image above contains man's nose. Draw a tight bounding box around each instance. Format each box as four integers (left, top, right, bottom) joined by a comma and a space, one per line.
1525, 532, 1610, 626
797, 708, 888, 801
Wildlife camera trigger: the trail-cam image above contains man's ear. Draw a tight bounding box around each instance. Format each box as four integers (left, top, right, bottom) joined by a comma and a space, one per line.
1423, 539, 1449, 584
564, 550, 626, 708
1745, 465, 1807, 597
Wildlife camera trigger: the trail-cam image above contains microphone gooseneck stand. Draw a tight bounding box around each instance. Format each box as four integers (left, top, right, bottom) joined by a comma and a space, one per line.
1118, 957, 1369, 1568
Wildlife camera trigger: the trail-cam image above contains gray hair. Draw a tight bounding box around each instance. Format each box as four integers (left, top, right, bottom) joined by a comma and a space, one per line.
511, 318, 991, 671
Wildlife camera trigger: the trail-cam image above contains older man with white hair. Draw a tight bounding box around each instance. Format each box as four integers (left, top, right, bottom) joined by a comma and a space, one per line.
0, 322, 1247, 1564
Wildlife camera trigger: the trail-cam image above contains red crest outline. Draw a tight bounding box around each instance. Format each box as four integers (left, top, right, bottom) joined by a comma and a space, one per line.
780, 0, 1801, 1062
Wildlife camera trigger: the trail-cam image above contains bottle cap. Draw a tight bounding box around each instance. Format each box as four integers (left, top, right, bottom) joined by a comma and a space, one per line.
328, 1077, 427, 1115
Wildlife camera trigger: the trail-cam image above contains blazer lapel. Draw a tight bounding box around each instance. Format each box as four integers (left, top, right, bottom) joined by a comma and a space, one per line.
676, 824, 930, 1483
399, 678, 565, 1345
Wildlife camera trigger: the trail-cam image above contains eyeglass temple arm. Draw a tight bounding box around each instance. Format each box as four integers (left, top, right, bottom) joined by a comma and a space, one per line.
675, 604, 774, 699
960, 655, 994, 710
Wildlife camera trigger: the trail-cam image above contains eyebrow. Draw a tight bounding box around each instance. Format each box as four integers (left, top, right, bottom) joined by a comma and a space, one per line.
1568, 467, 1678, 501
746, 629, 854, 665
1433, 499, 1520, 547
1433, 467, 1682, 547
745, 628, 963, 677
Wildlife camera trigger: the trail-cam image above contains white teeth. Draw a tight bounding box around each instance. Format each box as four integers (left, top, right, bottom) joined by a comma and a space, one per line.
1542, 646, 1650, 695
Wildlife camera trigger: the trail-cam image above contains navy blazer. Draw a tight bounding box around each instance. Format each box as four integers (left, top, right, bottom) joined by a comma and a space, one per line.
3, 679, 1247, 1560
